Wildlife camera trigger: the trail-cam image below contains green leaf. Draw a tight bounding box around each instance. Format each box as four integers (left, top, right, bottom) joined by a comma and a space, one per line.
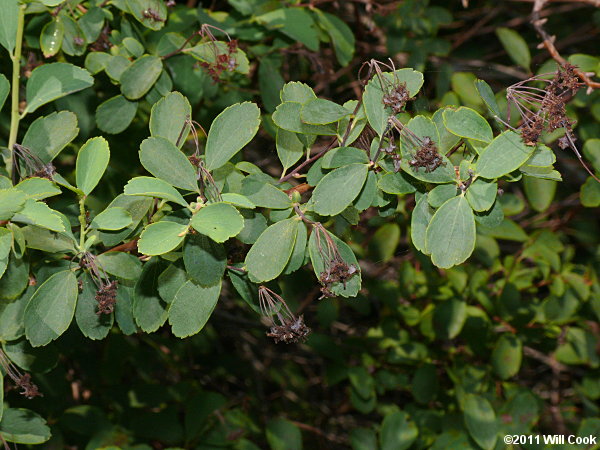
24, 270, 78, 347
220, 193, 255, 209
0, 229, 11, 280
581, 176, 600, 207
0, 255, 29, 300
0, 0, 19, 54
150, 91, 191, 148
15, 177, 61, 200
378, 172, 417, 195
0, 408, 51, 445
190, 202, 244, 243
25, 63, 93, 115
184, 234, 226, 286
466, 179, 497, 212
11, 199, 65, 232
124, 176, 188, 207
433, 298, 467, 339
496, 27, 531, 71
105, 55, 131, 81
133, 258, 168, 332
75, 273, 113, 340
22, 111, 79, 164
308, 229, 361, 297
411, 194, 433, 254
168, 280, 221, 338
96, 95, 138, 134
245, 218, 298, 282
314, 10, 355, 66
84, 52, 110, 74
257, 8, 319, 51
300, 98, 350, 125
321, 147, 369, 169
273, 102, 337, 135
0, 74, 9, 112
443, 107, 493, 143
523, 176, 556, 212
157, 263, 187, 303
284, 221, 307, 275
98, 194, 153, 247
59, 14, 85, 56
363, 68, 424, 136
451, 72, 483, 108
380, 411, 418, 450
138, 221, 189, 256
259, 57, 285, 112
78, 7, 105, 43
433, 107, 461, 153
412, 364, 439, 404
20, 225, 75, 253
127, 0, 167, 30
40, 18, 64, 58
205, 102, 261, 171
312, 163, 368, 216
76, 137, 110, 195
91, 207, 133, 230
463, 394, 498, 450
370, 223, 400, 263
266, 418, 303, 450
120, 55, 163, 100
354, 171, 377, 211
426, 195, 476, 269
241, 176, 292, 209
280, 81, 316, 103
139, 136, 198, 191
122, 37, 144, 57
475, 80, 502, 119
428, 184, 458, 208
0, 189, 26, 220
492, 334, 522, 380
476, 131, 534, 179
96, 252, 142, 281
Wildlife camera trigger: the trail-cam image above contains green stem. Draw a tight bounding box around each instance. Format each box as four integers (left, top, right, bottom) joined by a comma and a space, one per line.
6, 4, 27, 180
78, 196, 87, 251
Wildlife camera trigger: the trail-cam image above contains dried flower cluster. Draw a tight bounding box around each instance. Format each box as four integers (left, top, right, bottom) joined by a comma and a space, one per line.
507, 64, 581, 147
408, 136, 445, 173
388, 117, 445, 173
196, 24, 239, 82
12, 143, 56, 184
95, 280, 118, 315
81, 252, 118, 315
312, 223, 359, 298
0, 349, 42, 399
382, 82, 412, 115
259, 286, 310, 344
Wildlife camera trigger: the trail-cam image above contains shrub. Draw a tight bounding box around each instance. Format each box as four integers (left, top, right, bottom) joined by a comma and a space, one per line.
0, 0, 599, 448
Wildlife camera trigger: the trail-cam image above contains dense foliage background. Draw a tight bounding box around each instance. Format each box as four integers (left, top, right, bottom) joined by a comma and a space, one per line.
0, 0, 600, 449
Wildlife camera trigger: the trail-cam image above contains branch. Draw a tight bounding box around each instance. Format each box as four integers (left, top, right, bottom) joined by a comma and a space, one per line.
531, 0, 600, 90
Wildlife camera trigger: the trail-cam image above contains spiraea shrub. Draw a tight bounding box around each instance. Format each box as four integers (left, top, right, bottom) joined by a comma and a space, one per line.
0, 0, 599, 448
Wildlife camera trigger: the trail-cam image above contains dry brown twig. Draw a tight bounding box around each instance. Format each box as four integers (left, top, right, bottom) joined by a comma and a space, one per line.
531, 0, 600, 91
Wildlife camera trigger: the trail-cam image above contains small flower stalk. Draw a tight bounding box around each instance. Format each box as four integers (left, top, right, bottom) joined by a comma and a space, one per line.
11, 143, 56, 184
0, 349, 42, 399
259, 286, 310, 344
312, 223, 359, 298
81, 252, 118, 315
178, 115, 222, 203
